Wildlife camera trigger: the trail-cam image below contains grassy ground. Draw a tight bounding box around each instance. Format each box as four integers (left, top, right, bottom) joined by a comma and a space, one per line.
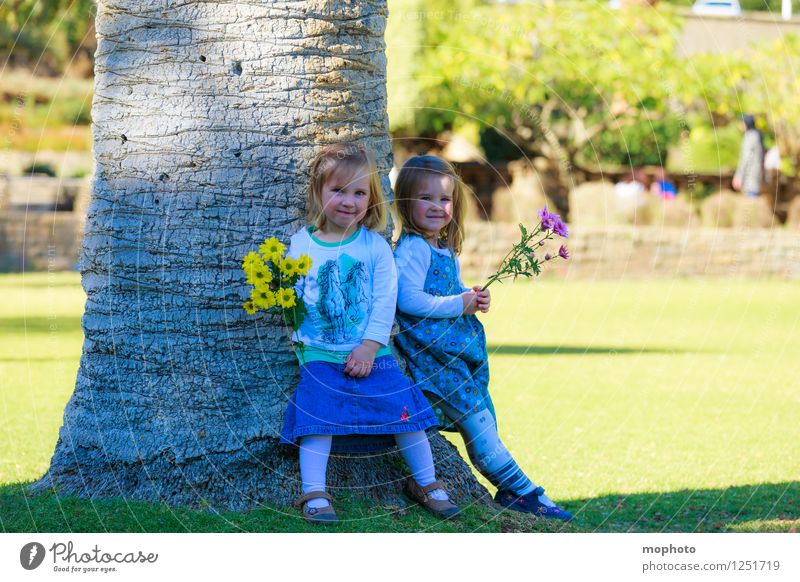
1, 273, 798, 532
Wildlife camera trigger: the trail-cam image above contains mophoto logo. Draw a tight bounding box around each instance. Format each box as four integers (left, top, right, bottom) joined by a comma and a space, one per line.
20, 542, 46, 570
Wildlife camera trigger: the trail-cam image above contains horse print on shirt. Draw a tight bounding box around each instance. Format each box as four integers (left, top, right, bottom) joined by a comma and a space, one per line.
315, 254, 368, 343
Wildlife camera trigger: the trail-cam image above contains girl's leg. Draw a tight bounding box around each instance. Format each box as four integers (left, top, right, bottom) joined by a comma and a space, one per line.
394, 431, 449, 501
437, 400, 556, 506
299, 434, 333, 509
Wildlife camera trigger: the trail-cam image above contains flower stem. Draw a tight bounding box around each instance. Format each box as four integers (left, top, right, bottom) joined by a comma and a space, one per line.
482, 224, 548, 290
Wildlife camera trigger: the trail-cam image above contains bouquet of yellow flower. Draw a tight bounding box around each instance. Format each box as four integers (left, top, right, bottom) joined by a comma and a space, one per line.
241, 236, 312, 333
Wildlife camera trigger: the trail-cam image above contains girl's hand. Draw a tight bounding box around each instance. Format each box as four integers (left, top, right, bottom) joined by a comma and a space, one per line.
473, 285, 491, 313
345, 340, 380, 378
461, 291, 480, 315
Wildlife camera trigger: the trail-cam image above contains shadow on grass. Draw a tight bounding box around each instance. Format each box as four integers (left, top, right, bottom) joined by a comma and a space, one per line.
1, 481, 795, 533
0, 276, 80, 288
0, 357, 79, 362
486, 344, 701, 356
569, 481, 799, 533
0, 316, 83, 334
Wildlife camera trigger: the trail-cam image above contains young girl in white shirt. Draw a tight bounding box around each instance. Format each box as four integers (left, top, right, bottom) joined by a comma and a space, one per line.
280, 145, 460, 523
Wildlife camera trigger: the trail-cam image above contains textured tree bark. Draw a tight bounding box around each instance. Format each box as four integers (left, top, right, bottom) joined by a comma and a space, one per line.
33, 0, 486, 511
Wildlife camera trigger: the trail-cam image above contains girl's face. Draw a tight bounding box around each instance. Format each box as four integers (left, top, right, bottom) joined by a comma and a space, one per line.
319, 169, 371, 235
411, 173, 455, 242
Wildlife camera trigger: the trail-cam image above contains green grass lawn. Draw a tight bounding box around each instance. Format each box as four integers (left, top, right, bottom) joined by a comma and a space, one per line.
1, 273, 798, 532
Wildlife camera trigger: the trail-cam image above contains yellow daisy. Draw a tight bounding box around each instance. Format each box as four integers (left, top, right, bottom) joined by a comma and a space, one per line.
251, 288, 276, 310
246, 262, 272, 287
294, 254, 312, 276
280, 256, 298, 278
278, 288, 296, 309
259, 237, 286, 262
242, 300, 257, 315
241, 251, 262, 271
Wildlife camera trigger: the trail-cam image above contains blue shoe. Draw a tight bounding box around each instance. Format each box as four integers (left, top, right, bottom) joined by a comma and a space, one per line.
494, 487, 574, 522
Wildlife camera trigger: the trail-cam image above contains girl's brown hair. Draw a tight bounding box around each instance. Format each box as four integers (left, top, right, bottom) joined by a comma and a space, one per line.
394, 155, 467, 254
307, 143, 387, 232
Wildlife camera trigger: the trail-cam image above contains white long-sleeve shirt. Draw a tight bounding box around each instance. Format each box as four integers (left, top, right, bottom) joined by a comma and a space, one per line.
394, 234, 469, 319
288, 226, 396, 351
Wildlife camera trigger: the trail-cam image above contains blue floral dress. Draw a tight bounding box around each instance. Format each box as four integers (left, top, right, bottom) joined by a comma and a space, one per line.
394, 234, 495, 431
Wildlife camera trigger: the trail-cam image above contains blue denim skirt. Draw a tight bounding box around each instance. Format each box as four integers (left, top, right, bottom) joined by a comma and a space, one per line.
280, 355, 438, 452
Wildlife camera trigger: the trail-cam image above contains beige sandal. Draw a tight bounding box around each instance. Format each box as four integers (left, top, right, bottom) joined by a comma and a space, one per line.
404, 478, 461, 520
294, 491, 338, 524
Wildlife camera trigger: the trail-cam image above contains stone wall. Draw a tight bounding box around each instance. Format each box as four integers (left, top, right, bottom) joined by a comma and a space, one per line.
0, 212, 84, 271
0, 175, 90, 212
460, 222, 800, 281
3, 211, 800, 279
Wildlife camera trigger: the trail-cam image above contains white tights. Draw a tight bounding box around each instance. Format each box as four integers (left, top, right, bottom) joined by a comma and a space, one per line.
298, 432, 447, 508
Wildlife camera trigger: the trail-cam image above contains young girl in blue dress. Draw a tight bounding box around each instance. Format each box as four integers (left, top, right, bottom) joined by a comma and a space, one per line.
280, 144, 461, 523
392, 155, 573, 522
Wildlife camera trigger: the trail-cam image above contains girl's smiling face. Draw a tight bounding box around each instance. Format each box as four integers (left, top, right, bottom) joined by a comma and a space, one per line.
319, 169, 371, 236
410, 173, 455, 243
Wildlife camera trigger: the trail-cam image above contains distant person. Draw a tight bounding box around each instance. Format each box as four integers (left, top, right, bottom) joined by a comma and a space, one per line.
732, 115, 765, 198
650, 168, 677, 200
615, 169, 647, 206
764, 144, 781, 184
614, 170, 646, 197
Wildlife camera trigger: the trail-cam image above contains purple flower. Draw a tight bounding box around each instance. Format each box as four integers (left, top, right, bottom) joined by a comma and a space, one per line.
544, 253, 552, 261
558, 245, 569, 260
553, 215, 569, 238
538, 205, 555, 230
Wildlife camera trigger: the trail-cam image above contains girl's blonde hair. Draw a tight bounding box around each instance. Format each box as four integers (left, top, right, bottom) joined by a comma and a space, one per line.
394, 155, 467, 254
307, 143, 387, 232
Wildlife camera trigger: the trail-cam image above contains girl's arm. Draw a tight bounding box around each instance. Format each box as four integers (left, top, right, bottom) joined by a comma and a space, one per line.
345, 235, 395, 378
395, 236, 468, 318
361, 235, 399, 347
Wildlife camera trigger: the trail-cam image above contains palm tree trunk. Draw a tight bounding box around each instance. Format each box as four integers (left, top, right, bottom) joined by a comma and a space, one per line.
33, 0, 485, 511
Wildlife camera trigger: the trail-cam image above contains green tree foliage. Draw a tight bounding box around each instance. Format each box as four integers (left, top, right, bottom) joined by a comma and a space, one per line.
386, 0, 477, 134
398, 1, 689, 175
0, 0, 95, 75
741, 35, 800, 175
679, 34, 800, 176
388, 1, 800, 176
386, 0, 426, 132
586, 117, 683, 167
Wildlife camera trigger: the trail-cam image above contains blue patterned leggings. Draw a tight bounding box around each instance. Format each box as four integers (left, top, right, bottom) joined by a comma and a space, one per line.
436, 399, 537, 497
